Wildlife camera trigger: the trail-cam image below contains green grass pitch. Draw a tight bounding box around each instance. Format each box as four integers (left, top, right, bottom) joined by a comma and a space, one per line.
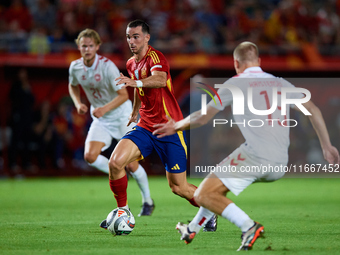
1, 177, 339, 255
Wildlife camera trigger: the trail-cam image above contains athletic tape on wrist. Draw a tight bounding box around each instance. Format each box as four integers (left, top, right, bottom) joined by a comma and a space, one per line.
136, 80, 143, 88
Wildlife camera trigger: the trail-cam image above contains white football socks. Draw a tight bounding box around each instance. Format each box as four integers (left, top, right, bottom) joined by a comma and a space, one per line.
188, 206, 215, 233
89, 154, 109, 174
129, 164, 153, 205
221, 203, 255, 232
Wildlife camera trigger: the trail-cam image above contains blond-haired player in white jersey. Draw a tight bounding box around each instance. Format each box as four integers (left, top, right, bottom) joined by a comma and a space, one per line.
153, 42, 339, 250
68, 29, 154, 217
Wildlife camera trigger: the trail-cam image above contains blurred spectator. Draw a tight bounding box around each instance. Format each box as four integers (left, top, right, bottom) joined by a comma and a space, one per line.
0, 0, 340, 55
52, 97, 89, 170
68, 105, 89, 170
126, 0, 149, 21
296, 1, 319, 42
95, 17, 111, 44
167, 1, 193, 35
264, 1, 301, 48
25, 0, 38, 14
7, 68, 35, 175
248, 8, 266, 46
56, 1, 73, 28
106, 3, 128, 53
193, 1, 223, 45
48, 27, 66, 52
62, 12, 80, 42
145, 0, 169, 42
220, 4, 250, 51
31, 100, 55, 171
28, 26, 50, 54
194, 23, 216, 53
3, 20, 28, 52
95, 17, 113, 52
31, 0, 56, 33
52, 98, 73, 169
75, 1, 94, 29
3, 0, 32, 32
107, 4, 127, 33
317, 3, 340, 54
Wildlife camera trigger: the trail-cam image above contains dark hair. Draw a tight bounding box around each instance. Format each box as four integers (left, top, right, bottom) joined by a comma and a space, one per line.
127, 20, 150, 34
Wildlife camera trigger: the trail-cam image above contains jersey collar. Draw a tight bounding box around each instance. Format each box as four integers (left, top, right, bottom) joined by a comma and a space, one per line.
136, 46, 152, 63
83, 54, 99, 71
243, 66, 263, 73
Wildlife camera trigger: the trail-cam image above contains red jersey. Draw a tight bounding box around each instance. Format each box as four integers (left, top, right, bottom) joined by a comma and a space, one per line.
126, 46, 183, 132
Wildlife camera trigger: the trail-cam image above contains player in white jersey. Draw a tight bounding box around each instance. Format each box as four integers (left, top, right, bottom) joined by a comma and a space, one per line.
153, 42, 339, 250
68, 29, 155, 217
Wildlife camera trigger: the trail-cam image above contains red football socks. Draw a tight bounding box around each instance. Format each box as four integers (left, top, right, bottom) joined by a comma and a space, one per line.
109, 175, 128, 207
188, 197, 199, 207
188, 185, 199, 207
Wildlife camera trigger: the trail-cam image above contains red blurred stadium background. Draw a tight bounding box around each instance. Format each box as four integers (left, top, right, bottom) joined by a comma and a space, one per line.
0, 0, 339, 177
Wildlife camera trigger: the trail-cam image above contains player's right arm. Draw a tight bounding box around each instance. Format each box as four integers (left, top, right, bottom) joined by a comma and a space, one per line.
115, 71, 167, 89
153, 105, 219, 138
68, 83, 88, 114
295, 100, 339, 164
68, 62, 88, 115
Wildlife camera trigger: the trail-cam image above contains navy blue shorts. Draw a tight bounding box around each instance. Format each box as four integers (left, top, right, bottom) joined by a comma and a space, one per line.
122, 126, 187, 173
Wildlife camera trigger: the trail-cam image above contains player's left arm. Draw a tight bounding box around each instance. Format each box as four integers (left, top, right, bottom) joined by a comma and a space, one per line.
127, 88, 141, 126
92, 88, 129, 118
153, 105, 219, 138
294, 100, 340, 164
115, 71, 167, 88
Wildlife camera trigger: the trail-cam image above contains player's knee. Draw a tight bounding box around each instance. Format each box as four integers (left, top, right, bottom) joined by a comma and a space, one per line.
108, 157, 125, 173
193, 188, 210, 205
84, 152, 98, 164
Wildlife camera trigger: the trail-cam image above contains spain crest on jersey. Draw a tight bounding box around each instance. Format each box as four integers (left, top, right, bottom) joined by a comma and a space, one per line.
141, 67, 147, 79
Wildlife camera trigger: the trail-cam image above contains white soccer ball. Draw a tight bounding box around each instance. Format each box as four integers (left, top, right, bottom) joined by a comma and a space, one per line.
106, 208, 135, 236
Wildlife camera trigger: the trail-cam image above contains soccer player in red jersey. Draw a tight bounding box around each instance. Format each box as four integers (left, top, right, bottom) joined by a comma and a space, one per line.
68, 29, 154, 218
100, 20, 217, 230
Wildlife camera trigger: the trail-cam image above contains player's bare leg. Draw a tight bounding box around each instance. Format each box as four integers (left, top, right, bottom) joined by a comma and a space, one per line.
166, 171, 196, 199
100, 139, 140, 229
85, 140, 153, 213
126, 160, 154, 216
194, 173, 232, 214
166, 171, 199, 207
100, 139, 151, 229
84, 141, 109, 173
167, 171, 217, 231
108, 139, 141, 180
106, 138, 141, 209
177, 173, 264, 250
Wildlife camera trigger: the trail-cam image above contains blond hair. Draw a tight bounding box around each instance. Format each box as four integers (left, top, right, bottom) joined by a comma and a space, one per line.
233, 42, 259, 62
75, 29, 102, 45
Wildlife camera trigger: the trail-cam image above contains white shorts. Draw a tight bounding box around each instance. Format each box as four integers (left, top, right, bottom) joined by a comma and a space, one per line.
85, 117, 133, 151
214, 144, 286, 196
